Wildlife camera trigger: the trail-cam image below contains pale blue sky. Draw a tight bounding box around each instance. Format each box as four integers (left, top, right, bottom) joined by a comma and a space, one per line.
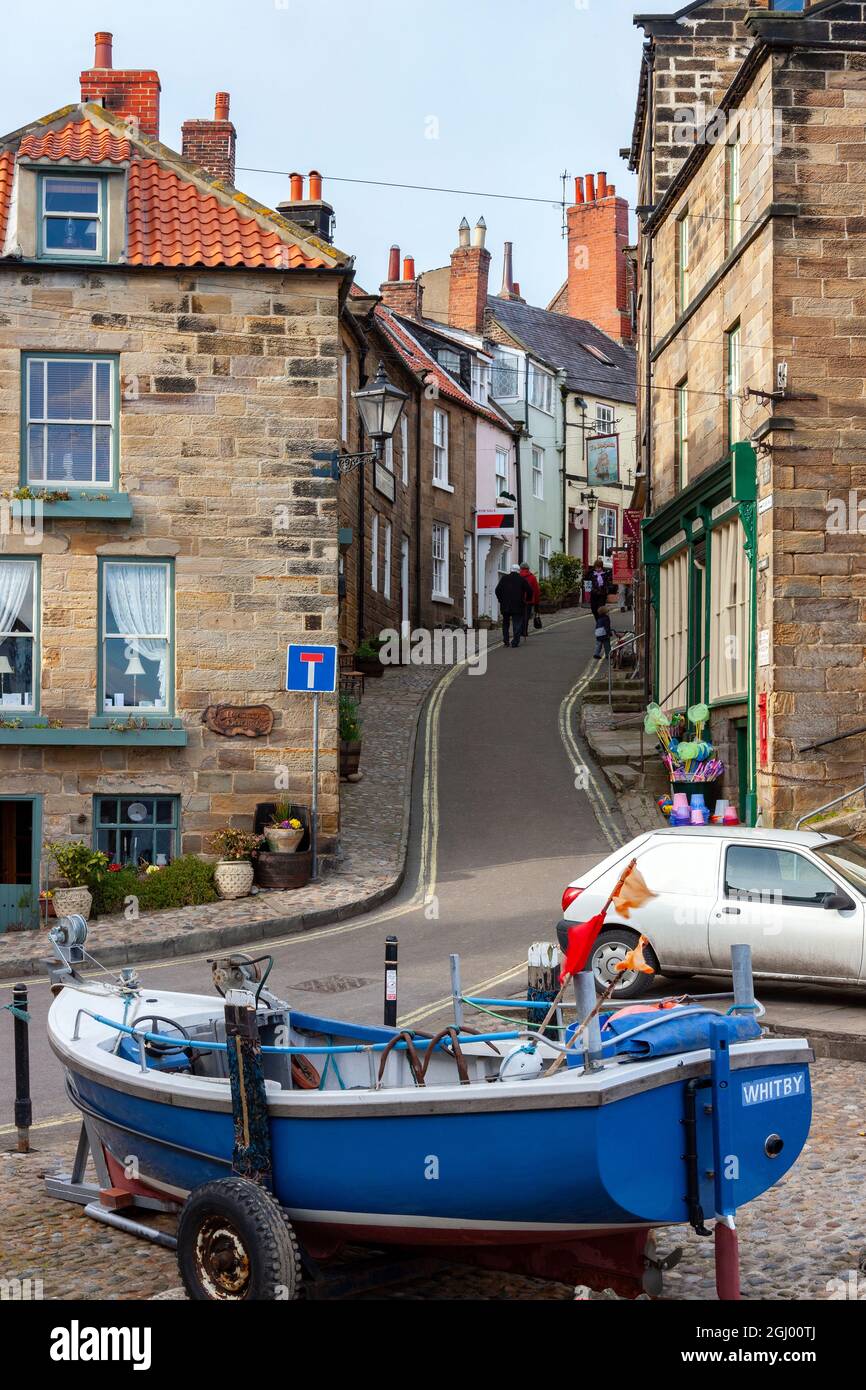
1, 0, 684, 307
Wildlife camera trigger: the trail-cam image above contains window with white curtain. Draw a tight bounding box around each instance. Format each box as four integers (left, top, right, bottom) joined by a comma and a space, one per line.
539, 534, 551, 580
710, 517, 749, 701
659, 551, 689, 708
101, 561, 172, 713
0, 559, 37, 711
495, 447, 509, 495
532, 446, 544, 500
25, 355, 115, 487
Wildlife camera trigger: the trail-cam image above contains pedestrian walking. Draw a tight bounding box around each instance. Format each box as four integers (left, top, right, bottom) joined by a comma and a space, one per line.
589, 557, 609, 617
520, 562, 541, 636
592, 604, 612, 661
495, 564, 532, 647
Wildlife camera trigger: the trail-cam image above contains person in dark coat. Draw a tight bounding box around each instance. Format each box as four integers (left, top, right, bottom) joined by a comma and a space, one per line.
520, 563, 541, 636
589, 557, 609, 617
495, 565, 532, 647
592, 605, 612, 660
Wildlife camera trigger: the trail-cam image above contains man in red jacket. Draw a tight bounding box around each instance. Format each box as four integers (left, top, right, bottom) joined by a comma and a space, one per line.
520, 563, 541, 637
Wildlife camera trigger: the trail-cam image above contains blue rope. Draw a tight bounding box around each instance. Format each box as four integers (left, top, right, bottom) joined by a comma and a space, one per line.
2, 1002, 29, 1023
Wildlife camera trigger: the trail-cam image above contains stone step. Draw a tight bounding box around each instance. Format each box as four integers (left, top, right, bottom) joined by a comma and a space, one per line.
585, 728, 645, 766
605, 764, 640, 793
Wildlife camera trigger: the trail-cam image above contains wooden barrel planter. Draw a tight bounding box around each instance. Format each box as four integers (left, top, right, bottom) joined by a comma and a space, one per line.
340, 739, 361, 779
355, 657, 384, 677
254, 850, 312, 891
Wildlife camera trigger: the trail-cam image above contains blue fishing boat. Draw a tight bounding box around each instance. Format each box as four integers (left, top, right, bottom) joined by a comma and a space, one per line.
46, 925, 812, 1300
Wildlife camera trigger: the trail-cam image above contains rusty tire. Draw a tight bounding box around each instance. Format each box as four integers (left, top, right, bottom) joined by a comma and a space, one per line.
177, 1177, 301, 1301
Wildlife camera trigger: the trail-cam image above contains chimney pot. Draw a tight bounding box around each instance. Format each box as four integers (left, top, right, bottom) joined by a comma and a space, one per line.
93, 31, 113, 69
387, 245, 400, 282
574, 176, 585, 205
308, 169, 323, 201
597, 171, 608, 198
458, 217, 471, 248
402, 255, 415, 282
471, 216, 487, 249
214, 91, 230, 121
513, 281, 521, 299
608, 183, 616, 196
289, 172, 304, 202
585, 173, 596, 202
500, 241, 515, 298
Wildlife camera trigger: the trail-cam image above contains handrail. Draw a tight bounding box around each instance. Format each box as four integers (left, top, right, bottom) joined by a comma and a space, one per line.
610, 629, 644, 655
799, 724, 866, 754
795, 779, 866, 830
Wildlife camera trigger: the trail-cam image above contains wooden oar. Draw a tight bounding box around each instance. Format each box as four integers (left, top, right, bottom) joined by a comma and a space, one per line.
532, 856, 638, 1041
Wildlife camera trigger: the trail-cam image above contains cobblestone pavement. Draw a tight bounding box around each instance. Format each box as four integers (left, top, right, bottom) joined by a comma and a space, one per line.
2, 1059, 861, 1301
0, 662, 446, 980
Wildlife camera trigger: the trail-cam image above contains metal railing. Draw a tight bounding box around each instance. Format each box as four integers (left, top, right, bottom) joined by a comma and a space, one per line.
795, 775, 866, 830
605, 630, 644, 710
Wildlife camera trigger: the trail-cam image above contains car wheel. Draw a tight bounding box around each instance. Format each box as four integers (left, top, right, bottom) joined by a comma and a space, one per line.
589, 928, 658, 1000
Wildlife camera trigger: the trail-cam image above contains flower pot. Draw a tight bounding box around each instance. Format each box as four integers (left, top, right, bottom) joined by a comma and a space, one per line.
255, 850, 312, 891
265, 827, 304, 854
355, 657, 384, 677
340, 739, 362, 779
52, 886, 92, 920
214, 860, 254, 900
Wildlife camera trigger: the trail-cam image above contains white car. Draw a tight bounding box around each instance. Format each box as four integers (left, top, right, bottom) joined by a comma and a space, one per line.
559, 827, 866, 998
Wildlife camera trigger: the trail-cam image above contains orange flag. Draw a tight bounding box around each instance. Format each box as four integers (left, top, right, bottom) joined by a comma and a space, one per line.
613, 934, 655, 977
612, 864, 657, 919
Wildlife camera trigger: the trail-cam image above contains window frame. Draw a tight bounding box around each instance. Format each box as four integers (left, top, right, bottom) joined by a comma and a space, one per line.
528, 361, 554, 415
495, 446, 509, 496
531, 445, 544, 500
676, 210, 690, 316
37, 172, 107, 263
432, 408, 450, 486
675, 378, 689, 491
383, 521, 392, 601
594, 402, 616, 436
726, 321, 741, 450
22, 352, 119, 492
0, 557, 39, 715
97, 557, 175, 719
492, 350, 520, 401
723, 844, 840, 909
93, 794, 180, 868
340, 351, 349, 444
538, 533, 552, 581
597, 504, 618, 562
726, 133, 742, 253
432, 521, 450, 600
709, 515, 749, 704
400, 414, 409, 486
371, 513, 379, 592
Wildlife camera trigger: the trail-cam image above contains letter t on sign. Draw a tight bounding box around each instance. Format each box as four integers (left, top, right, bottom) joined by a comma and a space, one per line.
300, 651, 324, 689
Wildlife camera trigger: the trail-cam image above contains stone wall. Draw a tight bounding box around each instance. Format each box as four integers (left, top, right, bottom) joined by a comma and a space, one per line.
0, 263, 343, 851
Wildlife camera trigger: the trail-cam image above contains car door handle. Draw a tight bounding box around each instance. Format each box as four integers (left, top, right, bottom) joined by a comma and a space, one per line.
719, 907, 741, 915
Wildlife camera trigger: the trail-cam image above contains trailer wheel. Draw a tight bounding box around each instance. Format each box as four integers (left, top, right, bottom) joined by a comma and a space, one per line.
177, 1177, 301, 1301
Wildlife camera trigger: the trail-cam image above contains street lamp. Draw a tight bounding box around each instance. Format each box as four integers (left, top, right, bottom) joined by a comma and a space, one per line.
312, 362, 408, 479
580, 489, 599, 514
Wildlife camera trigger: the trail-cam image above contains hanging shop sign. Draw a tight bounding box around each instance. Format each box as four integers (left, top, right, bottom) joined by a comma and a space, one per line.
586, 433, 620, 487
373, 461, 396, 502
475, 510, 516, 537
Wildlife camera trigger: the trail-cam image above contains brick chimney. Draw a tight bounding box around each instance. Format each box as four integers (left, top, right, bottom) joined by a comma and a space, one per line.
448, 217, 490, 333
80, 31, 161, 141
566, 172, 633, 343
275, 170, 335, 244
181, 92, 236, 184
378, 245, 423, 318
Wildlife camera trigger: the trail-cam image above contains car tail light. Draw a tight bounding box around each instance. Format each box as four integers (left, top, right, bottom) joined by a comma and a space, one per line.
561, 884, 583, 913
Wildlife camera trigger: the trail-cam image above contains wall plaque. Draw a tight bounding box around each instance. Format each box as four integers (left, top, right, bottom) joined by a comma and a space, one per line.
201, 704, 274, 738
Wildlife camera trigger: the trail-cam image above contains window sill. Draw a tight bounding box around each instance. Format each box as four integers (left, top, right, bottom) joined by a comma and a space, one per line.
0, 726, 187, 746
431, 593, 454, 605
90, 715, 183, 729
11, 494, 133, 520
432, 480, 455, 494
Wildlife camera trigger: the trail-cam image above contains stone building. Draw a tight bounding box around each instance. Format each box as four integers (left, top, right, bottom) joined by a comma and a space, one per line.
0, 34, 350, 927
628, 0, 866, 826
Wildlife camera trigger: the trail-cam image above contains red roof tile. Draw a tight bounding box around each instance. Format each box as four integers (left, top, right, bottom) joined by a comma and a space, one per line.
126, 160, 329, 269
0, 152, 14, 249
18, 119, 132, 164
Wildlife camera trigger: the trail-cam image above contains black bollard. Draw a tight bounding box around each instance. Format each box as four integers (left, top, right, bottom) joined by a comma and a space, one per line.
13, 983, 32, 1153
384, 936, 398, 1028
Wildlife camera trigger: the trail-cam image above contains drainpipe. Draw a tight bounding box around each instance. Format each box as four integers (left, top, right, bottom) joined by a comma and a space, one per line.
642, 38, 656, 707
414, 380, 422, 629
356, 358, 368, 647
514, 429, 524, 564
559, 384, 568, 552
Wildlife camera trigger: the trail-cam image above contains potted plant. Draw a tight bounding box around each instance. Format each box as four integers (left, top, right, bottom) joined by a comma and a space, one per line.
354, 636, 385, 677
549, 552, 583, 607
208, 827, 262, 899
339, 694, 362, 779
40, 889, 56, 919
44, 841, 109, 920
265, 801, 304, 853
537, 580, 561, 614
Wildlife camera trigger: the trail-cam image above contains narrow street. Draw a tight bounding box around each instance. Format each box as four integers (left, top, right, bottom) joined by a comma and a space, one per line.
3, 610, 626, 1127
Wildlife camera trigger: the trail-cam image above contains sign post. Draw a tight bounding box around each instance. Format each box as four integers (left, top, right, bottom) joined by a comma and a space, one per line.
285, 643, 338, 883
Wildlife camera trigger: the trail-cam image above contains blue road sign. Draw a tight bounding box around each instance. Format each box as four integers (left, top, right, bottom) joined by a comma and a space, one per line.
286, 643, 338, 694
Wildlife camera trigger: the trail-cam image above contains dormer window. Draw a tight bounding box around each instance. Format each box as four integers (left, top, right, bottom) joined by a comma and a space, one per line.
39, 174, 105, 260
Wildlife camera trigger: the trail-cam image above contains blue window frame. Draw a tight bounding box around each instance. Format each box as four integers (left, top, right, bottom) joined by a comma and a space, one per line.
37, 173, 106, 261
0, 558, 39, 714
98, 558, 175, 717
94, 796, 179, 867
23, 353, 118, 490
770, 1, 805, 10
